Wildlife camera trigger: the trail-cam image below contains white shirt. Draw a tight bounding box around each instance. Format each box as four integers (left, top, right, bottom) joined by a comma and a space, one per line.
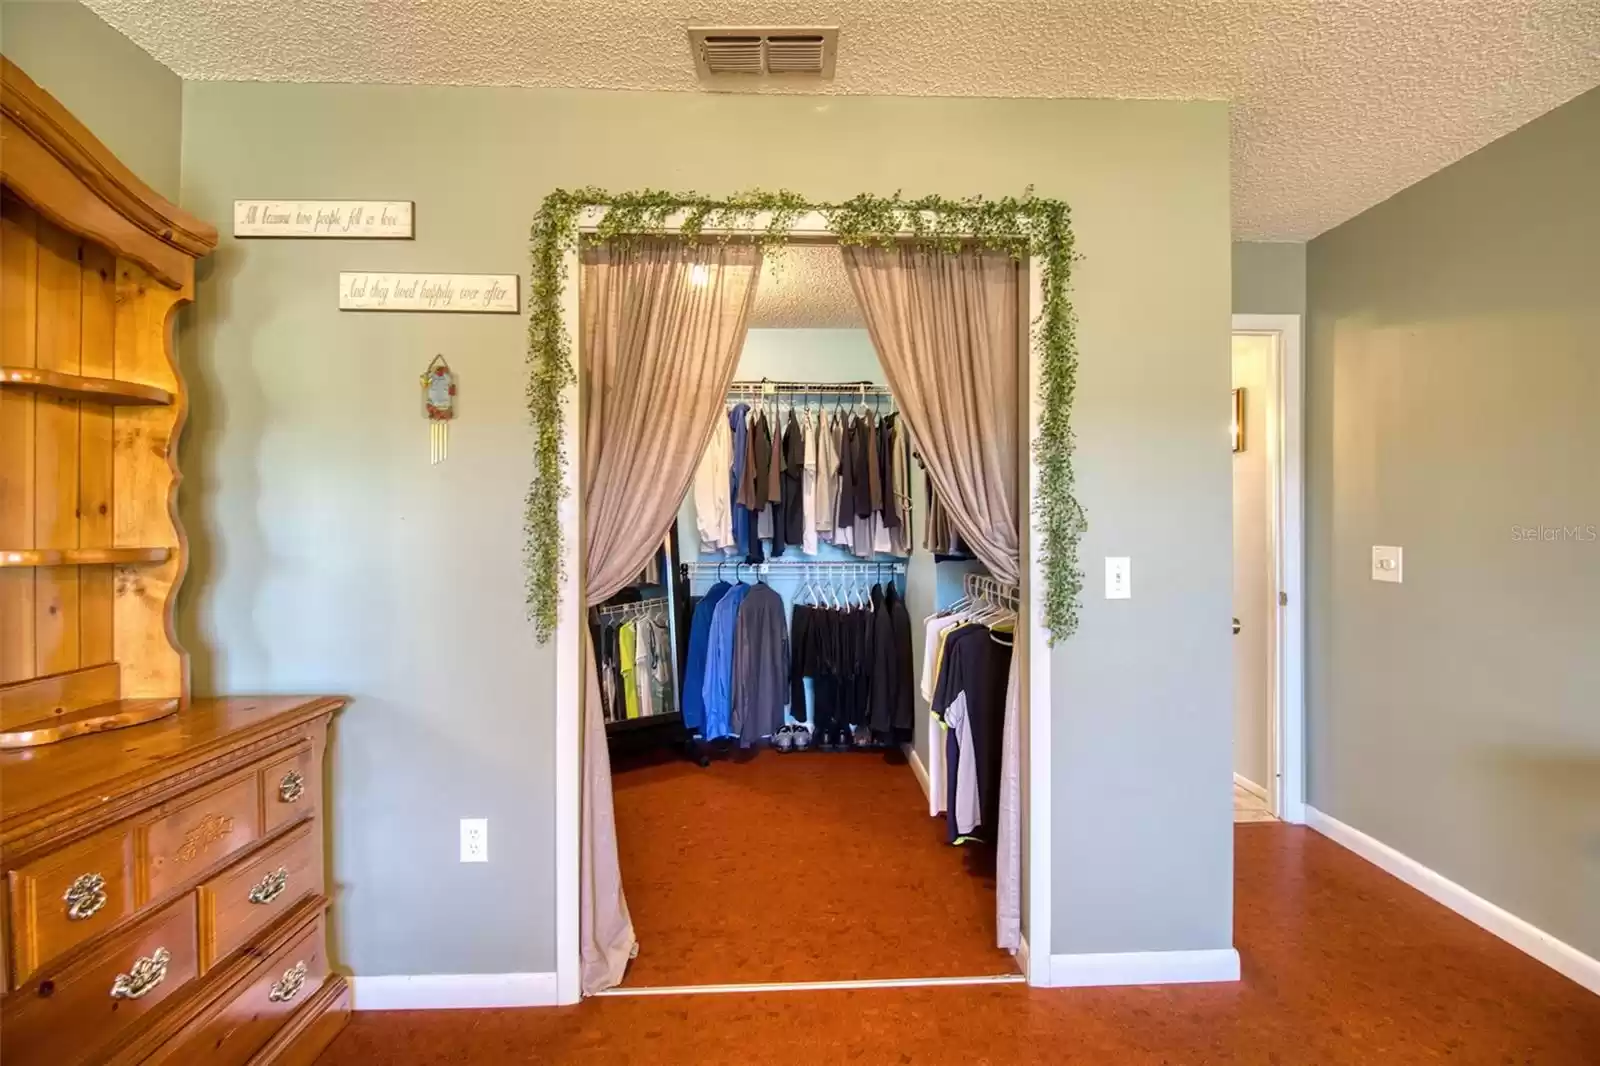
693, 415, 734, 551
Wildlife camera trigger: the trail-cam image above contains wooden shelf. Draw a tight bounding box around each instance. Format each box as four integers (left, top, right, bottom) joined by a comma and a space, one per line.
0, 365, 174, 406
0, 547, 171, 567
0, 697, 180, 749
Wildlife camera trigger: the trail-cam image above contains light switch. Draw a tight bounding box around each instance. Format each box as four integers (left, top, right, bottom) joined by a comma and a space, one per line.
1371, 545, 1403, 584
1105, 556, 1131, 599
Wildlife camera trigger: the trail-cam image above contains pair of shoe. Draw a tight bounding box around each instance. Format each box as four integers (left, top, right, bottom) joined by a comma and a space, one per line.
772, 723, 813, 752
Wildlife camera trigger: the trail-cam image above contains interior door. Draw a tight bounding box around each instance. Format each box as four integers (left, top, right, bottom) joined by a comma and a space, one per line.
1231, 332, 1276, 811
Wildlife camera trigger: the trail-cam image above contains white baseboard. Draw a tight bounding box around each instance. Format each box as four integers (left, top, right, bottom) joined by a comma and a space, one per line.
350, 972, 559, 1010
1044, 948, 1240, 988
904, 742, 931, 804
1305, 806, 1600, 997
1233, 772, 1269, 801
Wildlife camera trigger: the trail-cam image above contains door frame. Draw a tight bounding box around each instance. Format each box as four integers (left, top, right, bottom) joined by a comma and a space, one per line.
554, 210, 1056, 1001
1232, 314, 1306, 825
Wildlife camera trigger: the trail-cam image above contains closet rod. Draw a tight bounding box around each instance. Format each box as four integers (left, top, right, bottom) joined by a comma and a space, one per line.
964, 573, 1020, 609
727, 379, 893, 395
593, 598, 669, 620
682, 561, 906, 577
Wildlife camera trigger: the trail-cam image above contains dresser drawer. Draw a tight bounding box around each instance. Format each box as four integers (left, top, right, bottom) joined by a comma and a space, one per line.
1, 894, 199, 1066
141, 772, 262, 899
153, 913, 329, 1066
262, 746, 317, 835
8, 821, 136, 982
198, 823, 319, 971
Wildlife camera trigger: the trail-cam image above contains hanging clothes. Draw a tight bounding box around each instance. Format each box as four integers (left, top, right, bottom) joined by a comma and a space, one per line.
801, 411, 819, 554
868, 582, 915, 737
931, 622, 1014, 844
780, 410, 806, 550
729, 403, 752, 559
682, 583, 730, 733
702, 583, 750, 739
618, 621, 641, 720
814, 411, 835, 536
695, 410, 734, 551
732, 581, 788, 748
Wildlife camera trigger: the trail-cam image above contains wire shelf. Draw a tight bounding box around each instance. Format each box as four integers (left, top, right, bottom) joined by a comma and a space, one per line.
964, 573, 1019, 609
593, 598, 669, 621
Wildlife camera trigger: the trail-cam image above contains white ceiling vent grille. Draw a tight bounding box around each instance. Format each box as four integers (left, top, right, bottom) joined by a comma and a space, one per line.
689, 27, 838, 87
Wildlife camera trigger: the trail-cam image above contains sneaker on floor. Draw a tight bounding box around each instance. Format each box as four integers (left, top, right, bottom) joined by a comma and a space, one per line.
772, 724, 794, 752
791, 724, 813, 751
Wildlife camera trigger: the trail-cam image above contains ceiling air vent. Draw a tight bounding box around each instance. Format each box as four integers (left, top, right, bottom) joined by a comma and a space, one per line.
688, 27, 838, 86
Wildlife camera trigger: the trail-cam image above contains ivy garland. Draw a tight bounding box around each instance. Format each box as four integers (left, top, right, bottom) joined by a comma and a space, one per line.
525, 188, 1087, 643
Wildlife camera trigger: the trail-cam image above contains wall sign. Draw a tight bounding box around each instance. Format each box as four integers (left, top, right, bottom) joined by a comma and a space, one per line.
234, 200, 414, 238
338, 273, 519, 313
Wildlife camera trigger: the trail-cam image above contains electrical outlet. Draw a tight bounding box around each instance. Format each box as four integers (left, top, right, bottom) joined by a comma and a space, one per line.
1105, 556, 1131, 599
460, 818, 488, 863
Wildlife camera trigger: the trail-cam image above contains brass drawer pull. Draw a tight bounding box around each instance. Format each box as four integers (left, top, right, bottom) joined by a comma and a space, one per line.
110, 947, 170, 1000
249, 866, 289, 905
278, 770, 305, 803
268, 961, 308, 1003
65, 872, 108, 921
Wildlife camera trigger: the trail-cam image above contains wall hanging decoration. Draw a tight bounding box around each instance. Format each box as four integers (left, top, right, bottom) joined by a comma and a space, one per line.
233, 200, 414, 238
523, 188, 1087, 645
339, 272, 519, 312
422, 355, 456, 465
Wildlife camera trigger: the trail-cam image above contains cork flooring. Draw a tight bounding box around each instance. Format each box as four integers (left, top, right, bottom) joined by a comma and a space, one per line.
609, 747, 1018, 986
317, 821, 1600, 1064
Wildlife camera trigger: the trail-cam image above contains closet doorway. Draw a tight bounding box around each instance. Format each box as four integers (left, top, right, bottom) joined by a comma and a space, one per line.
552, 217, 1056, 1001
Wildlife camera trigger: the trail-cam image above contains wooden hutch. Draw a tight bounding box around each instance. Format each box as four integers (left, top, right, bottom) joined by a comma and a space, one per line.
0, 58, 348, 1063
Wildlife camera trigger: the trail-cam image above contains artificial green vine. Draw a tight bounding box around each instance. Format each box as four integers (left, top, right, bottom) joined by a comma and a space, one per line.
525, 188, 1086, 643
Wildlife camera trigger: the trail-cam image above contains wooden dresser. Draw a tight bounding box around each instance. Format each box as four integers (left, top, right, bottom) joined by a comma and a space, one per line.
1, 698, 350, 1065
0, 58, 350, 1064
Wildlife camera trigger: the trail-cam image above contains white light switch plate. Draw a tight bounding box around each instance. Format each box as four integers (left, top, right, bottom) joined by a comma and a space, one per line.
1105, 556, 1131, 599
460, 818, 488, 862
1371, 545, 1403, 583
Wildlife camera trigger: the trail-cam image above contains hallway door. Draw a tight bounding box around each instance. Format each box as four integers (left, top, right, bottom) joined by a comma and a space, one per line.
1232, 331, 1277, 812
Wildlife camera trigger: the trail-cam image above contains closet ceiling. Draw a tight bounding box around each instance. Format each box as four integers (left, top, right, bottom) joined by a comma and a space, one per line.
750, 246, 863, 329
83, 0, 1600, 239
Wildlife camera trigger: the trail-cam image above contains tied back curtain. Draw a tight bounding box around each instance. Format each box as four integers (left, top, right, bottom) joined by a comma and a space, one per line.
841, 243, 1024, 952
840, 245, 1021, 584
578, 238, 762, 994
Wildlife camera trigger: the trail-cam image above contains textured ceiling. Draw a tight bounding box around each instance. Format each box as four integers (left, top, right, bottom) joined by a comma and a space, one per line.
84, 0, 1600, 239
750, 244, 862, 329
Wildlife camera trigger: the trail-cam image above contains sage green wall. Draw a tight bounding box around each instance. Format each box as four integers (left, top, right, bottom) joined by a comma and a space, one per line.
1306, 86, 1600, 959
1233, 240, 1307, 315
0, 0, 181, 200
178, 81, 1232, 975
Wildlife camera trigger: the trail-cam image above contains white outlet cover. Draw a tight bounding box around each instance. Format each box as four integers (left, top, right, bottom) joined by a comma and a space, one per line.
1371, 545, 1403, 583
460, 817, 488, 862
1105, 556, 1131, 599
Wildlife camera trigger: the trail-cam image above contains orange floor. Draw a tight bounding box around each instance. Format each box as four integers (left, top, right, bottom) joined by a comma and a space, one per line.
610, 746, 1016, 986
317, 822, 1600, 1065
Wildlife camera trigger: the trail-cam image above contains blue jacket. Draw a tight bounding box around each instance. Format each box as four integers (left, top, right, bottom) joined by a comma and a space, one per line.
728, 404, 750, 557
702, 583, 750, 740
681, 582, 731, 732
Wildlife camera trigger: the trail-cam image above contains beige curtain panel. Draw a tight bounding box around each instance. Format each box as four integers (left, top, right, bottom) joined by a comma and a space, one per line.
577, 238, 762, 994
842, 242, 1025, 952
841, 244, 1022, 584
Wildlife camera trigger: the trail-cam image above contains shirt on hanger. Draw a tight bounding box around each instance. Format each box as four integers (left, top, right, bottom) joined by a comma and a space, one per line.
694, 415, 734, 550
618, 621, 640, 720
733, 582, 789, 748
801, 411, 819, 554
702, 583, 750, 739
729, 403, 752, 558
682, 583, 731, 732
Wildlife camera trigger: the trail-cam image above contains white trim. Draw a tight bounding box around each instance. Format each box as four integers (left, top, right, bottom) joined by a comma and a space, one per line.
925, 711, 947, 816
553, 242, 583, 1005
903, 742, 931, 805
1305, 807, 1600, 997
1233, 772, 1269, 802
351, 973, 560, 1011
598, 973, 1025, 998
559, 214, 1053, 1000
1045, 949, 1240, 988
1232, 314, 1306, 825
1025, 255, 1053, 986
